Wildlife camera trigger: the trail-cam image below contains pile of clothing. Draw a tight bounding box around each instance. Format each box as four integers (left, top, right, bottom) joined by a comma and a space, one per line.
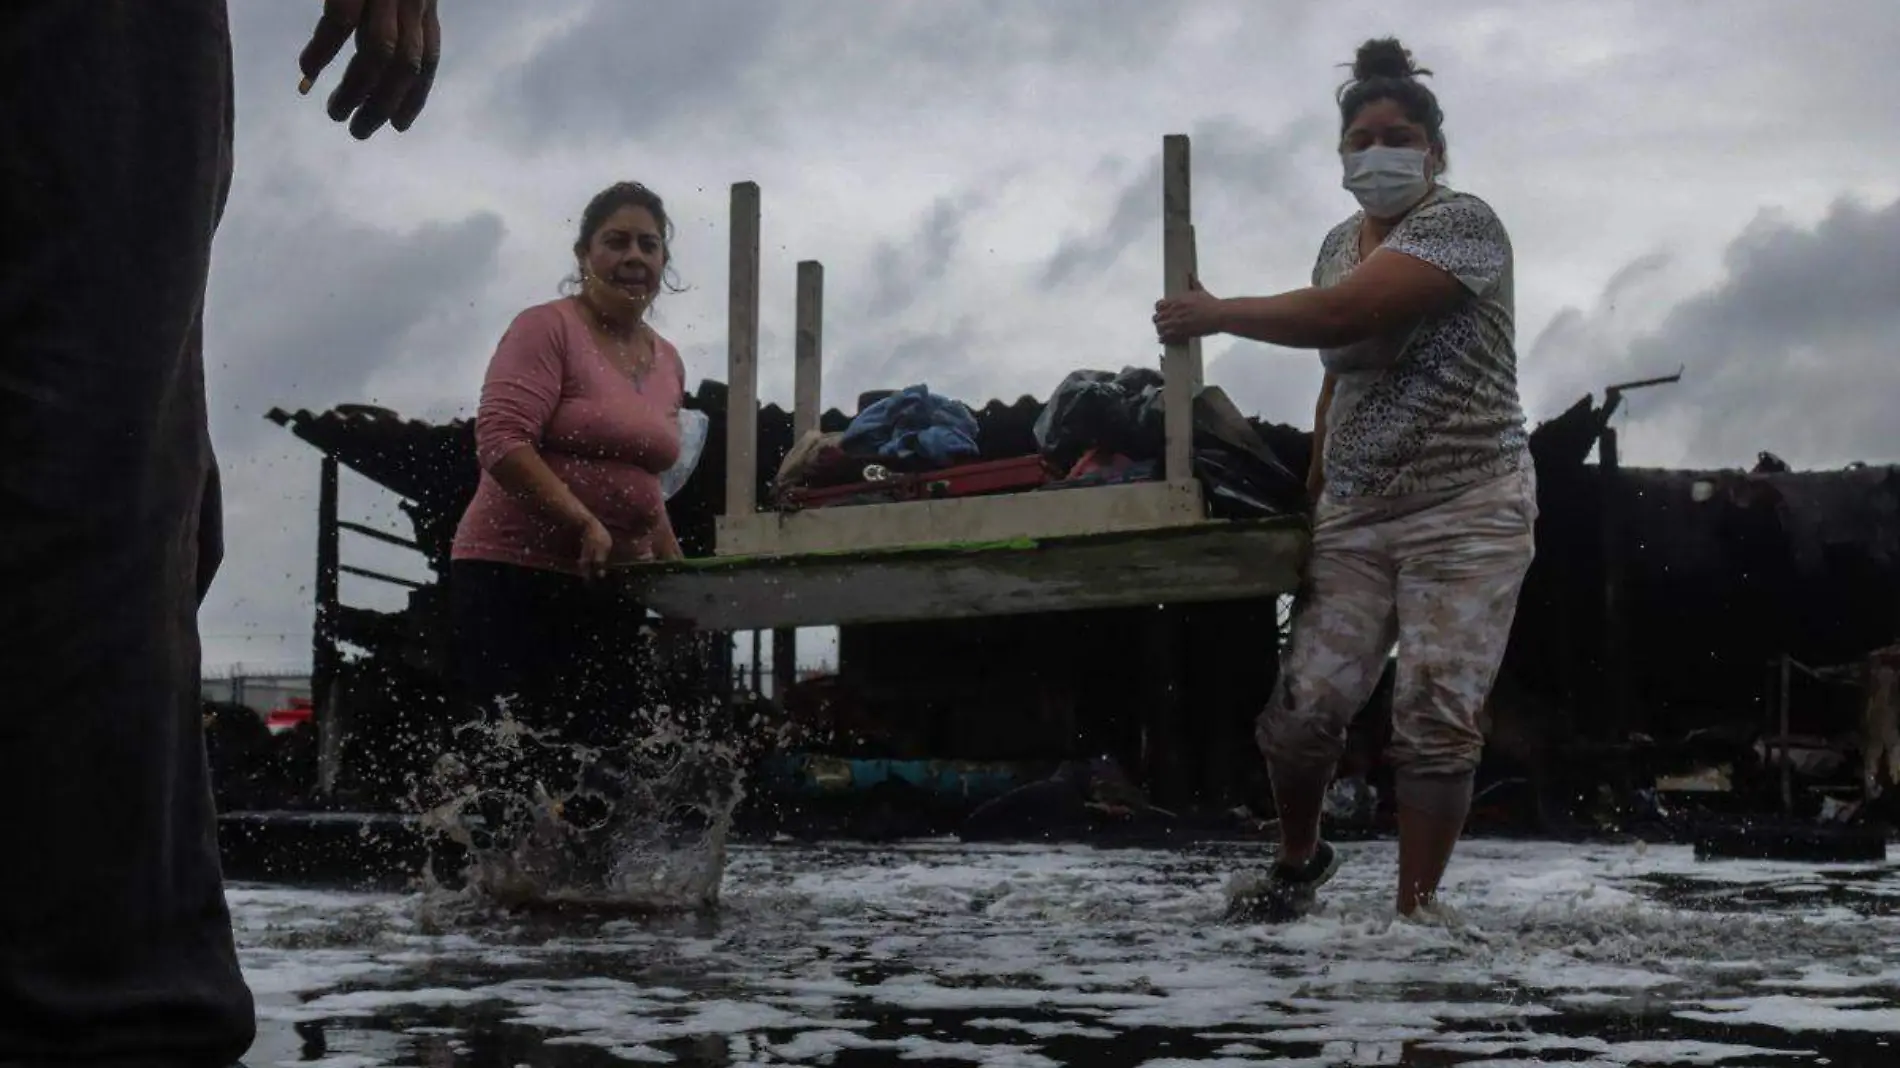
840, 384, 980, 467
1033, 367, 1307, 518
768, 371, 1307, 521
773, 384, 1012, 509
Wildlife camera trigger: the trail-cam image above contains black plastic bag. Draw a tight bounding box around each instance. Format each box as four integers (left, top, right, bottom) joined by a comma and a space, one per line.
1191, 387, 1308, 518
1033, 367, 1166, 472
1036, 369, 1307, 518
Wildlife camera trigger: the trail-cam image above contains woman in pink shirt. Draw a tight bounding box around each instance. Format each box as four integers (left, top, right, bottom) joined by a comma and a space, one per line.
447, 181, 687, 810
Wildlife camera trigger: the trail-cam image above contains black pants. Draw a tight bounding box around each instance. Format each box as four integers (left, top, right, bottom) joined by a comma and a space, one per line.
0, 2, 254, 1065
449, 560, 656, 742
447, 561, 658, 835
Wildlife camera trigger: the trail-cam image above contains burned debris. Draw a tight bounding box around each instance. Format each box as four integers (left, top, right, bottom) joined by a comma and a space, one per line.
211, 145, 1895, 852
211, 372, 1900, 855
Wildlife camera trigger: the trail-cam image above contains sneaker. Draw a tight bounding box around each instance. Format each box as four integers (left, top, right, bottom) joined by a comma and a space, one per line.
1227, 840, 1342, 923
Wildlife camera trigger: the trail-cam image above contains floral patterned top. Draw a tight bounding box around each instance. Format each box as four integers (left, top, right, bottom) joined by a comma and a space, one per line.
1313, 186, 1532, 500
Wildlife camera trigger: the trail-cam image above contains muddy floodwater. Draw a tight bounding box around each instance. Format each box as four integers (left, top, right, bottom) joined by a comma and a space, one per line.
234, 838, 1900, 1066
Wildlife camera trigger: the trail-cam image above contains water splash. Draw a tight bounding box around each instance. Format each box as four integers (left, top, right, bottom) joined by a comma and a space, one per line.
411, 689, 750, 925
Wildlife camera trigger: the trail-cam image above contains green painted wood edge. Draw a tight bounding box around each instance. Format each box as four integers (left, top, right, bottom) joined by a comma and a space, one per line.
611, 515, 1310, 579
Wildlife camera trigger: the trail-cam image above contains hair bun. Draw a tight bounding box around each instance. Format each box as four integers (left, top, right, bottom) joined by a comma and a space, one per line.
1352, 37, 1431, 82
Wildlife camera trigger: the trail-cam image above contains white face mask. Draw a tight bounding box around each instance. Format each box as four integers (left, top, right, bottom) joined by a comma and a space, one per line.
1342, 145, 1433, 219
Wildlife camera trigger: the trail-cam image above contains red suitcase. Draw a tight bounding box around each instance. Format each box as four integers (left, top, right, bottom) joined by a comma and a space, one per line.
782, 455, 1053, 510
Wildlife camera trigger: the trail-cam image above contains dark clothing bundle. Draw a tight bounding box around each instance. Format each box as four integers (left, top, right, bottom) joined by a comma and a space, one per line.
1034, 368, 1308, 518
1033, 367, 1167, 474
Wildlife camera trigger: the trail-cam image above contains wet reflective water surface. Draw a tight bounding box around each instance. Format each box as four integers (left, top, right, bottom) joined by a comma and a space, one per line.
236, 838, 1900, 1066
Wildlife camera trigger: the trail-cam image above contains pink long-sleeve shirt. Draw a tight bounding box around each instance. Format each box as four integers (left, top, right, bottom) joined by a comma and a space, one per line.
451, 298, 685, 575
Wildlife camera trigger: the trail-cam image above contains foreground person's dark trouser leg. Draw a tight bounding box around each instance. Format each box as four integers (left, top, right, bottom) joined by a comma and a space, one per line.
0, 1, 255, 1063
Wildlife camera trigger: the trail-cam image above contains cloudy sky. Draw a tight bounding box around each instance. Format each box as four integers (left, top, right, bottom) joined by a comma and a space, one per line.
201, 0, 1900, 674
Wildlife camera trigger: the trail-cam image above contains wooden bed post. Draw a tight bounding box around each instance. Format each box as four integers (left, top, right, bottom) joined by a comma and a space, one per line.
1152, 135, 1204, 806
725, 181, 762, 520
793, 260, 824, 438
1161, 134, 1204, 487
774, 259, 825, 702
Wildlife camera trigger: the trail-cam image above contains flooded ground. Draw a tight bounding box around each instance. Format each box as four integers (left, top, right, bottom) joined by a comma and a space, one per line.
235, 837, 1900, 1066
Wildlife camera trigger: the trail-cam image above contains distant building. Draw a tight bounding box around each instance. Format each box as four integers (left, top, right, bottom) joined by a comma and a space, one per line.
202, 671, 311, 716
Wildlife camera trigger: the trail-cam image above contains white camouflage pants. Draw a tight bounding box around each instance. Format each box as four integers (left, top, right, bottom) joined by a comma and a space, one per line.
1256, 468, 1538, 787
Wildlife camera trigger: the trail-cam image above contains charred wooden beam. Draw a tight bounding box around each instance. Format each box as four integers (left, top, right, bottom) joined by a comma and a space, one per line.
337, 520, 420, 552
1601, 426, 1631, 751
338, 564, 426, 591
1596, 370, 1680, 793
1779, 653, 1794, 813
1601, 367, 1685, 421
314, 454, 342, 797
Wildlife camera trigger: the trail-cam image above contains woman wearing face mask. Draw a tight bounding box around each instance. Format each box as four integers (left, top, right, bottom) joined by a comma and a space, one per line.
1153, 37, 1535, 921
447, 181, 688, 817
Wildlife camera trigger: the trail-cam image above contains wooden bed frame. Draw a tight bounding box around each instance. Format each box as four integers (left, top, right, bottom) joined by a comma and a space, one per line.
616, 134, 1309, 631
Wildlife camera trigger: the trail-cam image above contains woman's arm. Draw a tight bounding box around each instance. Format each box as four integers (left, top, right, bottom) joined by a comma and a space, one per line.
476, 306, 613, 574
486, 446, 597, 532
1159, 199, 1509, 355
488, 448, 615, 578
1307, 372, 1335, 504
1210, 249, 1465, 350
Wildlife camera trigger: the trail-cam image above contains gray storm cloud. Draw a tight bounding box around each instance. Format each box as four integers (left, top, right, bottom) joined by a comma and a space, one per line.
193, 0, 1900, 669
1531, 194, 1900, 469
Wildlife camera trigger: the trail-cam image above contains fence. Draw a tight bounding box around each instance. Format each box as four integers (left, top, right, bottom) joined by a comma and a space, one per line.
202, 670, 312, 715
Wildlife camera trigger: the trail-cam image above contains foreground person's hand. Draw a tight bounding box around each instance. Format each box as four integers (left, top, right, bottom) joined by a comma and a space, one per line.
298, 0, 442, 139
